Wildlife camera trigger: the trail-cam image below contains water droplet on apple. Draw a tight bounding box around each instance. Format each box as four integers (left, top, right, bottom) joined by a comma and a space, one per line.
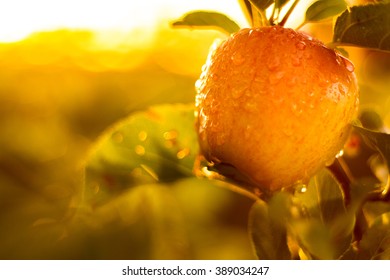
231, 87, 246, 99
267, 57, 280, 71
292, 56, 301, 66
231, 52, 245, 65
291, 103, 302, 116
340, 55, 355, 72
269, 71, 284, 85
296, 41, 306, 50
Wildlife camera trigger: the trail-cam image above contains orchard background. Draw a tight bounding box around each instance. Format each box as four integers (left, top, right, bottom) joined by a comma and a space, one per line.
1, 0, 390, 259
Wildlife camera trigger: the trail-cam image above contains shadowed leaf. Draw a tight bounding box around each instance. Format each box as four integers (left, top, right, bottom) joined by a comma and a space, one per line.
333, 3, 390, 51
248, 195, 291, 260
359, 212, 390, 259
293, 169, 354, 259
353, 125, 390, 168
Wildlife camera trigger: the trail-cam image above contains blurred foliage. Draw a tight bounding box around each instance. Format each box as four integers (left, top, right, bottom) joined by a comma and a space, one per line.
0, 26, 257, 259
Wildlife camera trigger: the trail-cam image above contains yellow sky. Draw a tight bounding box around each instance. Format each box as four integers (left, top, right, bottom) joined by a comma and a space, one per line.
0, 0, 249, 42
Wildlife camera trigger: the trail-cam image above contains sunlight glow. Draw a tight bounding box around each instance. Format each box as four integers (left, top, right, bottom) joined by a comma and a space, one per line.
0, 0, 247, 43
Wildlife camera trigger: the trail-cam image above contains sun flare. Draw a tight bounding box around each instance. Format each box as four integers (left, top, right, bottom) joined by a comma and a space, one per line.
0, 0, 247, 43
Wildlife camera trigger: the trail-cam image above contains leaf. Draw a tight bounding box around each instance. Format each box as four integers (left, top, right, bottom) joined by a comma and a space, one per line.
305, 0, 347, 23
248, 195, 291, 260
172, 11, 240, 35
293, 219, 334, 259
293, 169, 354, 259
91, 183, 190, 259
359, 212, 390, 259
294, 169, 346, 225
359, 109, 385, 131
333, 3, 390, 51
84, 104, 198, 206
353, 125, 390, 168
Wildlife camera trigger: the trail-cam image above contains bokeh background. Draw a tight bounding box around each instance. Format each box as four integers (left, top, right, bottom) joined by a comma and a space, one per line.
1, 0, 390, 259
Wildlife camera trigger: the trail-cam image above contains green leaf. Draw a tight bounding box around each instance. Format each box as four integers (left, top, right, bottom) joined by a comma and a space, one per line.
333, 3, 390, 51
353, 125, 390, 168
294, 169, 346, 225
91, 183, 190, 259
84, 104, 198, 206
293, 220, 334, 259
171, 11, 240, 35
359, 109, 385, 132
305, 0, 347, 23
359, 212, 390, 259
248, 195, 291, 260
293, 169, 354, 259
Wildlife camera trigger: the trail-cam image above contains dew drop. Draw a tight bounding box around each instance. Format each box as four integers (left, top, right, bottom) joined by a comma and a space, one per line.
336, 149, 344, 158
292, 56, 301, 67
215, 132, 227, 146
244, 102, 257, 112
288, 31, 295, 39
138, 131, 147, 142
296, 41, 306, 50
231, 87, 246, 99
267, 57, 280, 71
177, 148, 190, 159
269, 71, 284, 85
195, 79, 203, 92
330, 73, 339, 83
254, 75, 263, 83
304, 52, 312, 59
231, 52, 245, 65
298, 184, 307, 193
340, 55, 355, 72
293, 181, 307, 193
287, 77, 297, 86
163, 130, 178, 140
135, 145, 145, 156
338, 83, 347, 96
291, 103, 302, 116
318, 75, 329, 88
323, 108, 329, 118
112, 131, 124, 143
244, 124, 252, 140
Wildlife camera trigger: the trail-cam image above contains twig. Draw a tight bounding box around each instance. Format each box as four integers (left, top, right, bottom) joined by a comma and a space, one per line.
279, 0, 301, 26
